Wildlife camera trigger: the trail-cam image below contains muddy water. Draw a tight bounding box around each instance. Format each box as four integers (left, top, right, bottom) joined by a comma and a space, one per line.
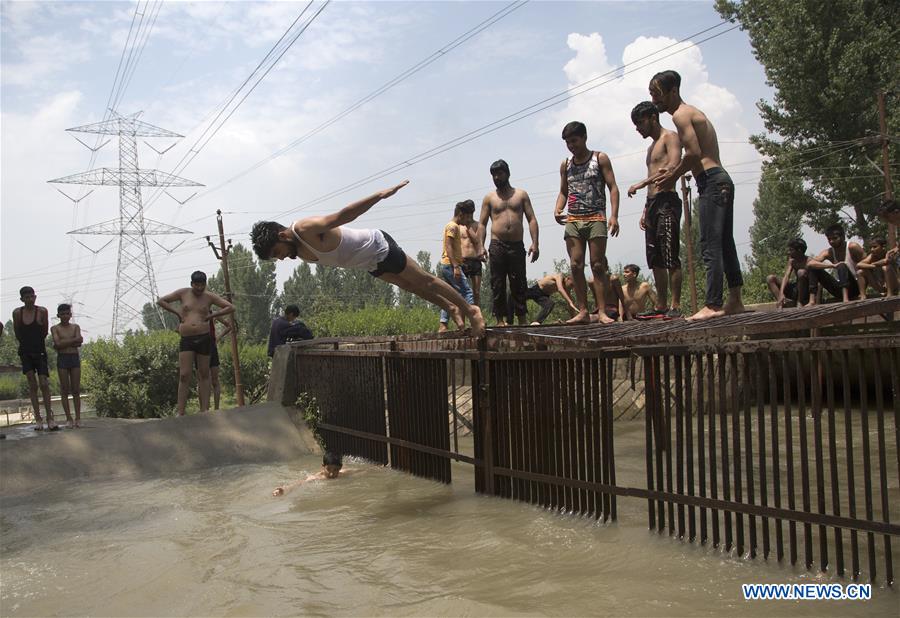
1, 429, 897, 616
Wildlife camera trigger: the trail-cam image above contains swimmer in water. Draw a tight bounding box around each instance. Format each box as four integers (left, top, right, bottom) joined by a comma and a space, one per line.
273, 452, 353, 496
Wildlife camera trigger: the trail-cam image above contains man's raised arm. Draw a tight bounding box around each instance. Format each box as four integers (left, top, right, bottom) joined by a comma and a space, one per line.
294, 181, 409, 235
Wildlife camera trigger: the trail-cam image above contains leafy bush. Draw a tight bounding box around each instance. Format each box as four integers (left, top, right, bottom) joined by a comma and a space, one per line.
0, 375, 21, 400
295, 392, 324, 449
82, 331, 181, 418
219, 341, 270, 404
310, 305, 439, 337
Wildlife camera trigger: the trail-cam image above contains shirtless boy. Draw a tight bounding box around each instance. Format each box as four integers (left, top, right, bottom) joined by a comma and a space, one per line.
650, 70, 744, 321
438, 200, 479, 333
523, 273, 577, 325
273, 452, 355, 497
856, 237, 889, 298
767, 238, 813, 308
51, 303, 83, 428
158, 271, 235, 415
12, 287, 56, 430
479, 160, 540, 326
628, 101, 683, 319
252, 181, 485, 337
458, 199, 487, 306
554, 121, 620, 325
618, 265, 657, 319
807, 223, 865, 303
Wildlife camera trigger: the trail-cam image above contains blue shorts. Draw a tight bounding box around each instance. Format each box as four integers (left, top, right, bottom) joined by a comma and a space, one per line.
57, 353, 81, 370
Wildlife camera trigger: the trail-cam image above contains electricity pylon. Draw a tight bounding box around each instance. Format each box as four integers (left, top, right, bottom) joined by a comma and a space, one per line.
49, 112, 202, 337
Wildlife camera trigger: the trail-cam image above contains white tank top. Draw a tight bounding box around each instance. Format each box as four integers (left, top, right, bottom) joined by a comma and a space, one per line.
830, 242, 857, 272
292, 225, 389, 271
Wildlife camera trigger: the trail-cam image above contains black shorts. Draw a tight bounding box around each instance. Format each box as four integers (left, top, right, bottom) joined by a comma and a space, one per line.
462, 257, 483, 278
57, 353, 81, 370
20, 351, 49, 377
180, 333, 212, 356
369, 231, 408, 277
645, 191, 682, 270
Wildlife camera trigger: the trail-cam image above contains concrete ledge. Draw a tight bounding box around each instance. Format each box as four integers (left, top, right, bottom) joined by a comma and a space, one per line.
0, 402, 320, 496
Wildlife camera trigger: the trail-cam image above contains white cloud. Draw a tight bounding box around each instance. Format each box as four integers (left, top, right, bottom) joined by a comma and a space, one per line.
1, 32, 92, 87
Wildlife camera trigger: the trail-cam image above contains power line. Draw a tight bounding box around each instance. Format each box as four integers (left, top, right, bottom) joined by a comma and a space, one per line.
194, 0, 530, 201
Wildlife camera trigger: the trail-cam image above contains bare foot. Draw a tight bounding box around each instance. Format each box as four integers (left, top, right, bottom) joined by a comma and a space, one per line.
530, 321, 541, 326
447, 305, 465, 330
66, 420, 74, 429
686, 305, 725, 321
74, 421, 81, 428
722, 300, 746, 315
596, 311, 615, 324
273, 487, 285, 497
496, 320, 508, 327
438, 322, 449, 334
469, 306, 486, 337
566, 310, 591, 325
33, 423, 44, 431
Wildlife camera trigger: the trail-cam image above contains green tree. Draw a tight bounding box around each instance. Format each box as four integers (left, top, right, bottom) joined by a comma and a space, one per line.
208, 244, 276, 344
742, 166, 813, 302
716, 0, 899, 237
281, 261, 318, 318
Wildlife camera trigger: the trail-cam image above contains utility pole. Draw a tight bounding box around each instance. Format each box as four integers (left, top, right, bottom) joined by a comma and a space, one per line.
878, 91, 896, 247
207, 210, 245, 407
680, 175, 699, 314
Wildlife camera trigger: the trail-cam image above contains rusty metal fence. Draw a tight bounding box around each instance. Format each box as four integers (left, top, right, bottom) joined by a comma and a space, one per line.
292, 334, 899, 584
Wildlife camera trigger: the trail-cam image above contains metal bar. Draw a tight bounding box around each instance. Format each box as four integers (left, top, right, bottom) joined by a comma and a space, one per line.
769, 351, 784, 563
784, 352, 798, 565
451, 359, 459, 456
872, 349, 894, 585
744, 354, 757, 559
756, 351, 770, 560
731, 353, 744, 557
858, 349, 877, 581
796, 351, 814, 569
317, 422, 480, 464
719, 352, 732, 552
553, 358, 564, 511
664, 355, 675, 535
686, 353, 696, 541
840, 348, 860, 579
607, 356, 617, 521
697, 353, 708, 545
812, 350, 829, 572
675, 355, 686, 538
645, 355, 656, 530
576, 357, 587, 515
484, 466, 900, 536
709, 352, 720, 548
824, 350, 844, 576
654, 356, 665, 531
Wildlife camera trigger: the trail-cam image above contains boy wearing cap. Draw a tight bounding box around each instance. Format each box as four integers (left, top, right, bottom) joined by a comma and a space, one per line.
157, 271, 235, 416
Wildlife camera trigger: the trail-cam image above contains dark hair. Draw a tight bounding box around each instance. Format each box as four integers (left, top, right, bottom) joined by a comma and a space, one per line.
871, 237, 887, 247
651, 70, 681, 93
787, 238, 807, 253
190, 270, 207, 283
561, 121, 587, 139
824, 223, 845, 238
489, 159, 510, 175
323, 452, 343, 468
57, 303, 72, 314
19, 286, 34, 297
454, 199, 475, 217
285, 304, 300, 317
624, 264, 640, 274
630, 101, 659, 124
251, 221, 287, 261
878, 199, 898, 215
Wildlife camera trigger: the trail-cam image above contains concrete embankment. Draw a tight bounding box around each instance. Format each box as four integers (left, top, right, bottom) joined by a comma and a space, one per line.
0, 402, 320, 496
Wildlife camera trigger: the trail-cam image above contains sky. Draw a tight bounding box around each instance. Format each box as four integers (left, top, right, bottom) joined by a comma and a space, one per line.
1, 0, 774, 339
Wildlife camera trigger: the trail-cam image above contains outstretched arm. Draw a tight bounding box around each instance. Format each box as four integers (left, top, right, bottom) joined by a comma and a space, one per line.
554, 160, 568, 225
478, 196, 491, 247
295, 181, 409, 235
554, 274, 577, 311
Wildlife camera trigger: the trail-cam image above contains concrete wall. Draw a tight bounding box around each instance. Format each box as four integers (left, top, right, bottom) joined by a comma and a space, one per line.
0, 402, 320, 496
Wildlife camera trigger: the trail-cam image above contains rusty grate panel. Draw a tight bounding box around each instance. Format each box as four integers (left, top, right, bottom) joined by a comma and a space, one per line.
488, 297, 900, 349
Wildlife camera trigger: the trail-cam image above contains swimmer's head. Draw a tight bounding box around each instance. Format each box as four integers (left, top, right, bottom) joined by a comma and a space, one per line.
322, 451, 343, 479
251, 221, 297, 261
